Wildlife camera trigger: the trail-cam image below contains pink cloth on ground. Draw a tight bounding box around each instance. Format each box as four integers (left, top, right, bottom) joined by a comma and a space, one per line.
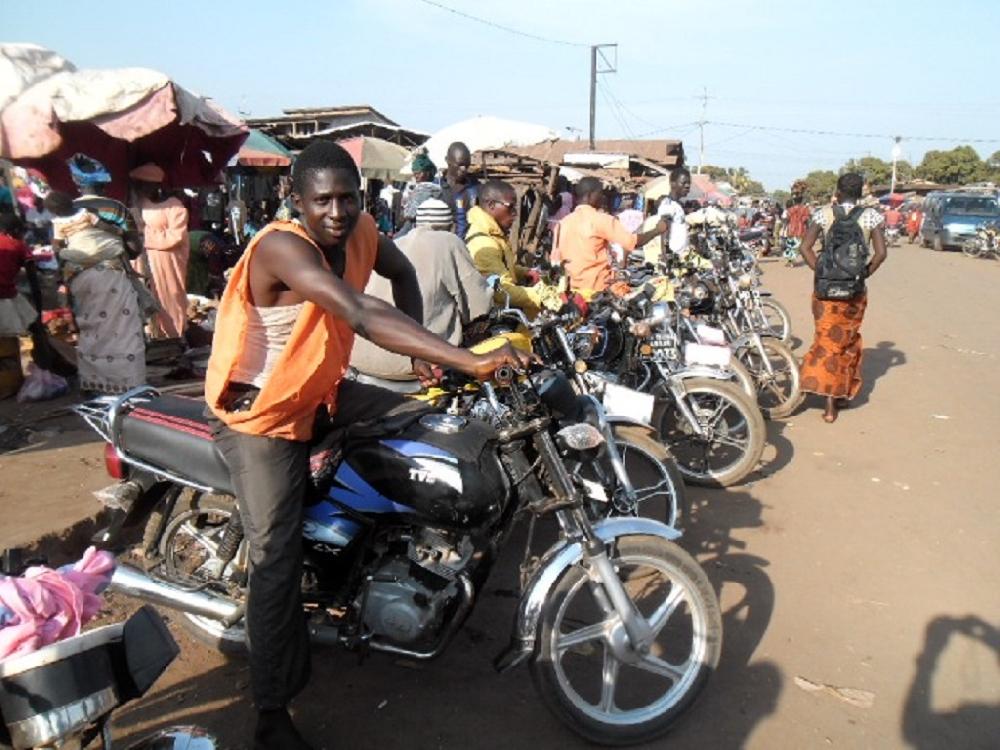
0, 546, 116, 660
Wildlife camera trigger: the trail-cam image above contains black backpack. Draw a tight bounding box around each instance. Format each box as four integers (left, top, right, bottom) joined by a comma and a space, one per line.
814, 205, 869, 301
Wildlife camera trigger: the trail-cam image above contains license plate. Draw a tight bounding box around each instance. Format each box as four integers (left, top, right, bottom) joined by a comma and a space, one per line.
684, 342, 732, 367
696, 324, 727, 346
603, 383, 655, 424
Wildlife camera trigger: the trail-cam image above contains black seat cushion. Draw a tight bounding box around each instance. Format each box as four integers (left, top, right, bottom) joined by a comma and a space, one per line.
118, 395, 234, 495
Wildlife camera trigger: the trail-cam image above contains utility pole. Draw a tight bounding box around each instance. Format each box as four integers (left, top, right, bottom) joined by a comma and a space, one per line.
588, 44, 617, 150
890, 136, 902, 194
697, 85, 711, 174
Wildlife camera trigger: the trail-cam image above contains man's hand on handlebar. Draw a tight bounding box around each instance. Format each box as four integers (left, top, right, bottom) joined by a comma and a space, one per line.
465, 342, 535, 382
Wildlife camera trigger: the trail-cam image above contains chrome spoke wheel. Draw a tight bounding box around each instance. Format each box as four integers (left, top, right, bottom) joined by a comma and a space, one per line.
531, 536, 722, 744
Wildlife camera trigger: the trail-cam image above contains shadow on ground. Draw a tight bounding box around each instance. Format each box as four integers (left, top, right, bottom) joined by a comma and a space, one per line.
854, 340, 906, 407
901, 615, 1000, 750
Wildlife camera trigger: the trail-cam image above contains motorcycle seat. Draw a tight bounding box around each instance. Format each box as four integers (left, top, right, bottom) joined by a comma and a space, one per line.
118, 394, 235, 495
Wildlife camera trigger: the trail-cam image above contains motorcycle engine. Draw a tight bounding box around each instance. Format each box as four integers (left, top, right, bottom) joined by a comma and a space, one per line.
361, 530, 473, 644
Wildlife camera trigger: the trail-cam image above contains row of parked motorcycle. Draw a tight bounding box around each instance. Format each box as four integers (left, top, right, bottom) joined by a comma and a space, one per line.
0, 221, 801, 748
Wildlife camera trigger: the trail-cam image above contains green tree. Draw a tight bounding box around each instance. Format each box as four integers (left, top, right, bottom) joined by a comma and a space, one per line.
842, 156, 893, 186
839, 157, 914, 187
914, 146, 986, 185
771, 189, 791, 206
799, 170, 838, 203
984, 150, 1000, 182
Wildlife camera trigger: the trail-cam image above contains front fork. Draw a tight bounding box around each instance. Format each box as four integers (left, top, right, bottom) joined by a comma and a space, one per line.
535, 430, 653, 651
552, 326, 639, 505
656, 363, 710, 439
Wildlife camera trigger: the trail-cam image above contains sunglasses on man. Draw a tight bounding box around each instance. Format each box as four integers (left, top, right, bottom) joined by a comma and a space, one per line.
490, 199, 517, 214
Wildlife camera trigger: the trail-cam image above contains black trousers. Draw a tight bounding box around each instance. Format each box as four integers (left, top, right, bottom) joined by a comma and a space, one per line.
211, 380, 410, 709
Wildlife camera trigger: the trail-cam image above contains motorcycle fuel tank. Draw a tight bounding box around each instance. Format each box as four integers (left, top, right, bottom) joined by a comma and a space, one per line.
307, 414, 506, 536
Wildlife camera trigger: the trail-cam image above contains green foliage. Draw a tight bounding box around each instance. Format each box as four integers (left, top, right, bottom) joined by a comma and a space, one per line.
914, 146, 987, 185
839, 157, 914, 187
799, 170, 839, 203
771, 189, 791, 206
842, 156, 893, 186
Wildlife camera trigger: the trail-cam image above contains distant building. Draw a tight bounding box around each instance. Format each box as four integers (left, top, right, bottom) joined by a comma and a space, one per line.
507, 139, 685, 171
247, 105, 428, 150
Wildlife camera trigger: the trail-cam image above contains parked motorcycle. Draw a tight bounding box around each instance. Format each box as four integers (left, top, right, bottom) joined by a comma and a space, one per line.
75, 360, 722, 745
510, 284, 766, 489
962, 222, 1000, 259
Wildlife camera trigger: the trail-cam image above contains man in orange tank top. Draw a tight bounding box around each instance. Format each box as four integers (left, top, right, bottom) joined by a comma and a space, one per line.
205, 141, 529, 749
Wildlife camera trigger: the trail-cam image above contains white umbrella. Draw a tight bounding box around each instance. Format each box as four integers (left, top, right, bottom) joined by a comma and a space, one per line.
411, 115, 559, 173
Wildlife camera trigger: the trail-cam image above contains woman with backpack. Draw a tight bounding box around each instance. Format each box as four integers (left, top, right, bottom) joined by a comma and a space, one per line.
798, 173, 888, 423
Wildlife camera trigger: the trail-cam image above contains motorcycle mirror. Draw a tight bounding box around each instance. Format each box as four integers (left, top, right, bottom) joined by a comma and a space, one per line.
485, 274, 501, 291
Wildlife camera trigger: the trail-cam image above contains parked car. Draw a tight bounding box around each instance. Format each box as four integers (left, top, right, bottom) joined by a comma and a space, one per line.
920, 192, 1000, 251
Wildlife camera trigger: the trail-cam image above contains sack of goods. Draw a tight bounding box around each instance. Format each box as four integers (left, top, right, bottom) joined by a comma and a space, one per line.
815, 205, 869, 301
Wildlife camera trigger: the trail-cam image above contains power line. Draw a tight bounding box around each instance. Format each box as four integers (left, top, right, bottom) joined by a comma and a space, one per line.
413, 0, 588, 47
633, 121, 701, 139
598, 80, 638, 139
708, 119, 1000, 144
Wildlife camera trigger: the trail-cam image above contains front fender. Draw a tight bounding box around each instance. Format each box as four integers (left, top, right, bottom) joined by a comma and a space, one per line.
605, 414, 655, 431
671, 364, 734, 382
494, 517, 681, 673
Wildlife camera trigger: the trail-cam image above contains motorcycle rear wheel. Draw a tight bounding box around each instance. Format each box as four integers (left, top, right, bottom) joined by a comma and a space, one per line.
530, 535, 722, 746
157, 494, 248, 654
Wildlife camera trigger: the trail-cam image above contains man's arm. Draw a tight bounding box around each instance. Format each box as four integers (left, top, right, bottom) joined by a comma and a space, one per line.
635, 218, 668, 249
256, 232, 524, 378
373, 234, 422, 324
867, 226, 887, 277
799, 223, 822, 271
468, 238, 538, 312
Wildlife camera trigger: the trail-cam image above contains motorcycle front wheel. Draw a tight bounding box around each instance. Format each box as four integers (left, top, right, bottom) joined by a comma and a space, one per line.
756, 297, 792, 343
734, 337, 803, 419
530, 535, 722, 746
962, 238, 985, 258
655, 378, 765, 487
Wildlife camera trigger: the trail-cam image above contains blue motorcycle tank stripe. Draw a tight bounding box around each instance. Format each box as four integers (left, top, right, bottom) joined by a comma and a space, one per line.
328, 462, 416, 514
382, 439, 458, 464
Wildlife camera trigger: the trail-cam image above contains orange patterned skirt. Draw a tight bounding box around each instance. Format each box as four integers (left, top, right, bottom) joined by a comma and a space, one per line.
799, 293, 867, 399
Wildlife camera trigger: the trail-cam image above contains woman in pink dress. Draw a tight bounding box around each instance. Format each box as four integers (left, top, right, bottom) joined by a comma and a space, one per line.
131, 164, 189, 339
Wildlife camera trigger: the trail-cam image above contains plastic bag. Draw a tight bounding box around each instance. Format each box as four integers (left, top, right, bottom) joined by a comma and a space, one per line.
15, 363, 69, 403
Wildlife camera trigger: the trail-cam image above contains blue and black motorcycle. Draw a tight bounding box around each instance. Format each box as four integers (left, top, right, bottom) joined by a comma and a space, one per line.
76, 359, 721, 746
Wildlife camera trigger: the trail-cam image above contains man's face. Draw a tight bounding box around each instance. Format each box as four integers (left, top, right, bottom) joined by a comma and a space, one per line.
672, 174, 691, 199
487, 193, 518, 232
293, 168, 361, 247
446, 148, 471, 184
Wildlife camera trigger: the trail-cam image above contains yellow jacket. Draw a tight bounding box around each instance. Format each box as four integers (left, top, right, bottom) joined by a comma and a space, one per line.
465, 206, 540, 316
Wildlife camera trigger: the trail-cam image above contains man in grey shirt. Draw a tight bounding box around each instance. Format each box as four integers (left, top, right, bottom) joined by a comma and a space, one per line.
351, 199, 494, 381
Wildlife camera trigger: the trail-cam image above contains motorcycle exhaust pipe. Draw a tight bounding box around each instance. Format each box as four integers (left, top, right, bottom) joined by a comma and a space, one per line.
110, 564, 243, 625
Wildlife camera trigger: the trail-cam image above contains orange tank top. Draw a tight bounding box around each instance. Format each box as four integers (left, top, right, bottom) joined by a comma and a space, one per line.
205, 215, 379, 441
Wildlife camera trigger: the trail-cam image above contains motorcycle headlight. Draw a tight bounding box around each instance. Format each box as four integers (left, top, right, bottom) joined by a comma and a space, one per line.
692, 282, 709, 300
556, 423, 605, 451
570, 325, 602, 359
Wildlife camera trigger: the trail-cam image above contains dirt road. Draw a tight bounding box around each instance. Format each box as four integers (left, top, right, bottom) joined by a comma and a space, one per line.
1, 241, 997, 749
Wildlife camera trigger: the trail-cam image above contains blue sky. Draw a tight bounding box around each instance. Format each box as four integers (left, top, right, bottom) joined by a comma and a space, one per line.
6, 0, 999, 189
